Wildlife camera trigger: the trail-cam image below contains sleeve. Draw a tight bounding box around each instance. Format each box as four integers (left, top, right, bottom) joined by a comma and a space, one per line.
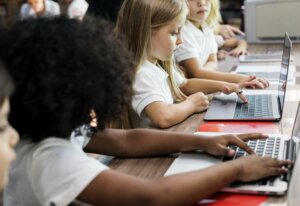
215, 34, 225, 48
132, 70, 166, 116
209, 30, 218, 54
30, 143, 108, 206
174, 27, 199, 63
20, 4, 32, 20
174, 69, 185, 87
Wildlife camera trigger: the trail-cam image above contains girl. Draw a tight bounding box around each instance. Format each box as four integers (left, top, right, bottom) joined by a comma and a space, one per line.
117, 0, 257, 128
20, 0, 60, 20
0, 63, 19, 190
175, 0, 268, 87
1, 17, 290, 206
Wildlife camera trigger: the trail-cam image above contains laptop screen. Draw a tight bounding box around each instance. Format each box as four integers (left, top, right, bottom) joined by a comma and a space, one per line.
278, 33, 292, 113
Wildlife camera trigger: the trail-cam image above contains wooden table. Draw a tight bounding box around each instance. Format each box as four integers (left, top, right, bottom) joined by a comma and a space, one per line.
109, 44, 300, 205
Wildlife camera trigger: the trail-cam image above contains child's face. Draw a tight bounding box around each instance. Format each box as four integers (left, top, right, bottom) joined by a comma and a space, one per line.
27, 0, 44, 11
187, 0, 211, 25
148, 17, 185, 62
0, 98, 19, 189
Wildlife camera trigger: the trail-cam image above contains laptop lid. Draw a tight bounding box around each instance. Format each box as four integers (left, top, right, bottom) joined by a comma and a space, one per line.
277, 33, 292, 115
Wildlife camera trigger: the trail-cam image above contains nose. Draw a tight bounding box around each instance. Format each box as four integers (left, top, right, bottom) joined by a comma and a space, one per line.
198, 0, 207, 6
176, 34, 183, 46
9, 127, 19, 148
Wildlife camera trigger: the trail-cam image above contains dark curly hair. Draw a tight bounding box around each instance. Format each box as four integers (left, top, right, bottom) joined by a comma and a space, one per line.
0, 16, 134, 142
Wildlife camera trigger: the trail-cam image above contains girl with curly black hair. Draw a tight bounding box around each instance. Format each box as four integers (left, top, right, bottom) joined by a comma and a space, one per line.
0, 63, 19, 190
0, 17, 291, 206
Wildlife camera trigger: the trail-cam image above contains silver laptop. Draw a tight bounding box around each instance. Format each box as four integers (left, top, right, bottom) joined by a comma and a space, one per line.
204, 33, 291, 121
239, 53, 282, 63
237, 33, 292, 81
165, 101, 300, 195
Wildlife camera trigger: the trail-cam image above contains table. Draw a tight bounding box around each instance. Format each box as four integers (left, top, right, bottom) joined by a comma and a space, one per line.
109, 43, 300, 205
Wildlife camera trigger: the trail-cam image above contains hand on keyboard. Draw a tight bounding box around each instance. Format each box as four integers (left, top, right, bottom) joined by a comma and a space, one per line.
233, 155, 292, 182
201, 133, 268, 157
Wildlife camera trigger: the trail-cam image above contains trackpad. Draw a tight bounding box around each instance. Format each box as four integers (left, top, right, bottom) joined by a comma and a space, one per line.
205, 95, 237, 120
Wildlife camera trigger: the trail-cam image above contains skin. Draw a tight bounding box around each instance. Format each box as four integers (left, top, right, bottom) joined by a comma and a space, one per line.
77, 129, 292, 206
219, 24, 245, 39
0, 98, 19, 189
218, 38, 248, 58
27, 0, 45, 15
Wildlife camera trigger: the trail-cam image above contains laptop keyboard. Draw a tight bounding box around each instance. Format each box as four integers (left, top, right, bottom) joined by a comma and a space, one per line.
223, 136, 281, 186
234, 95, 273, 119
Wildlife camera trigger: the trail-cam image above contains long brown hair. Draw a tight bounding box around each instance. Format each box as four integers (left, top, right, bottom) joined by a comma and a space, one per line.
116, 0, 188, 102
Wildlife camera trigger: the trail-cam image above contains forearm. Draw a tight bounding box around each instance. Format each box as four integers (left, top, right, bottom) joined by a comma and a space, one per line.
199, 69, 247, 83
85, 128, 207, 157
181, 78, 225, 95
203, 60, 218, 70
142, 100, 198, 129
78, 161, 241, 206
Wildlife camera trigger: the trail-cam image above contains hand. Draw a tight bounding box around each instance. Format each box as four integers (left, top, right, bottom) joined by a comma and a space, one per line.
221, 82, 249, 103
201, 133, 267, 156
187, 92, 209, 113
217, 50, 228, 60
234, 155, 292, 182
219, 25, 245, 39
240, 75, 270, 89
229, 47, 248, 57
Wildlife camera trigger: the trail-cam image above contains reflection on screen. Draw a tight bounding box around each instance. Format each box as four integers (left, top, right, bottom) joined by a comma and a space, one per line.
278, 34, 291, 113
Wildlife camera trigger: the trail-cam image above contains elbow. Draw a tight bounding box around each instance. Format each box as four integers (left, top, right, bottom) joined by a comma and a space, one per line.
150, 112, 177, 129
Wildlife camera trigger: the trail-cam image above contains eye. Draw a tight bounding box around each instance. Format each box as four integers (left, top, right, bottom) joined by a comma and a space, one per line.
0, 125, 8, 133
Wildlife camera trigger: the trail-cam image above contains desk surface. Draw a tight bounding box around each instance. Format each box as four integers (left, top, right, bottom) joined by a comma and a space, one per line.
109, 44, 300, 205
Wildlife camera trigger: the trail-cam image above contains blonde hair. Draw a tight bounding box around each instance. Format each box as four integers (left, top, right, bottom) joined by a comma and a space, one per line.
116, 0, 188, 102
205, 0, 222, 32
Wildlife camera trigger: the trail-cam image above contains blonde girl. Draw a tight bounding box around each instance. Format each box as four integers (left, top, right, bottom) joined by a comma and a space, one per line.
117, 0, 259, 128
175, 0, 269, 88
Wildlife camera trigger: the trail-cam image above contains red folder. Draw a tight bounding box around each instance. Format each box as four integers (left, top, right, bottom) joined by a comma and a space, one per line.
198, 121, 279, 134
197, 193, 267, 206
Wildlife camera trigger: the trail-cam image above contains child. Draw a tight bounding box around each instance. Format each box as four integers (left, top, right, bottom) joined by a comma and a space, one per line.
20, 0, 60, 20
117, 0, 261, 128
175, 0, 269, 87
0, 62, 19, 190
67, 0, 89, 21
0, 17, 291, 206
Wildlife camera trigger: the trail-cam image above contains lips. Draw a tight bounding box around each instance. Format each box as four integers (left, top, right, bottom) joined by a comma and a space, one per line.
197, 9, 208, 14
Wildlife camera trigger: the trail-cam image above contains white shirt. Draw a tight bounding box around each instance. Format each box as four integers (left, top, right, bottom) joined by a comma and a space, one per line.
4, 138, 108, 206
132, 60, 185, 127
20, 0, 60, 20
175, 21, 218, 67
68, 0, 89, 21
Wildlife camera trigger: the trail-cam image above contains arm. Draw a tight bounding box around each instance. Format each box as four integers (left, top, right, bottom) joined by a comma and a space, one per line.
203, 54, 218, 70
219, 24, 245, 39
77, 155, 290, 206
85, 128, 265, 158
179, 58, 268, 88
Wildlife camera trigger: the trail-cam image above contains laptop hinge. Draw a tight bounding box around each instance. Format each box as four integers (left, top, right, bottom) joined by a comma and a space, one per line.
277, 96, 282, 115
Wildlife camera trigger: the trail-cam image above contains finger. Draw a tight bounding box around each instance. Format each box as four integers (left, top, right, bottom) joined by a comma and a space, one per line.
231, 26, 245, 36
229, 136, 254, 155
269, 168, 288, 177
236, 92, 248, 103
258, 78, 269, 88
237, 133, 268, 141
219, 145, 236, 156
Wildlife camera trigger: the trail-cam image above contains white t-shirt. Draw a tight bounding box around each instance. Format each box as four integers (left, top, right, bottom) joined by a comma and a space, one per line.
67, 0, 89, 21
4, 137, 108, 206
20, 0, 60, 20
175, 21, 218, 67
132, 60, 185, 127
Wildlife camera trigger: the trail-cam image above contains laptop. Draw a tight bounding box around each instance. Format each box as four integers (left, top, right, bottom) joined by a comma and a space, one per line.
165, 101, 300, 195
204, 33, 292, 121
236, 33, 293, 81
